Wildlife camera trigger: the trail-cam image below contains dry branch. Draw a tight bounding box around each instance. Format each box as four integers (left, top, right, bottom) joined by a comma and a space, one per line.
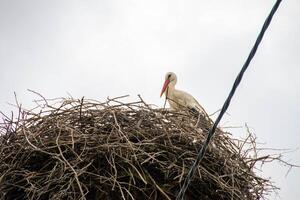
0, 95, 292, 200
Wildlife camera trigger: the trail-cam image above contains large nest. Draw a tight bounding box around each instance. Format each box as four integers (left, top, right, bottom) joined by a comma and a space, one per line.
0, 95, 276, 200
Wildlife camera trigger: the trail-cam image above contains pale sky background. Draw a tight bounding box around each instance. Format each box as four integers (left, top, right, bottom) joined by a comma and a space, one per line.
0, 0, 299, 199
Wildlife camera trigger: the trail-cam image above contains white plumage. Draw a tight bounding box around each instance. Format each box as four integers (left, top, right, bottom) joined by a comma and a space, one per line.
160, 72, 208, 118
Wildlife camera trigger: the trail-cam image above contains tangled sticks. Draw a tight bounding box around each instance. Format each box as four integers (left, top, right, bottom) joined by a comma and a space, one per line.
0, 96, 277, 200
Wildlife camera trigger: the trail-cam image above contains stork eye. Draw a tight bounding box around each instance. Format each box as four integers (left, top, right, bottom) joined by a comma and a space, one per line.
168, 74, 171, 78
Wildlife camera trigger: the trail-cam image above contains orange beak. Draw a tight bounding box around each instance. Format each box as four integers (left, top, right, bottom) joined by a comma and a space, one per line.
160, 79, 170, 97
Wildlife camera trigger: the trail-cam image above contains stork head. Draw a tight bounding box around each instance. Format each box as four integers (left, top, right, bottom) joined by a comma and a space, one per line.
160, 72, 177, 97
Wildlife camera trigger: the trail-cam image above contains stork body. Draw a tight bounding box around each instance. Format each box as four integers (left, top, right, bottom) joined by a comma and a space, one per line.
160, 72, 209, 119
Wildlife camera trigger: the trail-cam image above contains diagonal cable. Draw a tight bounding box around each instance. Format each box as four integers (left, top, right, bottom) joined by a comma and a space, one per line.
176, 1, 283, 199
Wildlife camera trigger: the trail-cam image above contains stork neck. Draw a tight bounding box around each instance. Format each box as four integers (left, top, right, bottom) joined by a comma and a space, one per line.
166, 82, 176, 97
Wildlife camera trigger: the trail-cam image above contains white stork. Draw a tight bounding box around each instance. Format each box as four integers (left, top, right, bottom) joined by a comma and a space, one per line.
160, 72, 211, 126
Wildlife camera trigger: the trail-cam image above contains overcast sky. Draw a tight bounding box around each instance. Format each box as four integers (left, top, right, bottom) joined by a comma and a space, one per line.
0, 0, 299, 199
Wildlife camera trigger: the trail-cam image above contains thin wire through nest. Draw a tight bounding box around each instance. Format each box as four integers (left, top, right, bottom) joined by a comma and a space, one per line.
0, 95, 277, 200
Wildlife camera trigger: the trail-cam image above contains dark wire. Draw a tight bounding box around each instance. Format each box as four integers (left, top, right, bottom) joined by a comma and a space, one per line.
176, 1, 282, 199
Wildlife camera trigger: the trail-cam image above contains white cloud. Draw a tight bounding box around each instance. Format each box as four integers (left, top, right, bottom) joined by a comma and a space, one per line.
1, 1, 299, 199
